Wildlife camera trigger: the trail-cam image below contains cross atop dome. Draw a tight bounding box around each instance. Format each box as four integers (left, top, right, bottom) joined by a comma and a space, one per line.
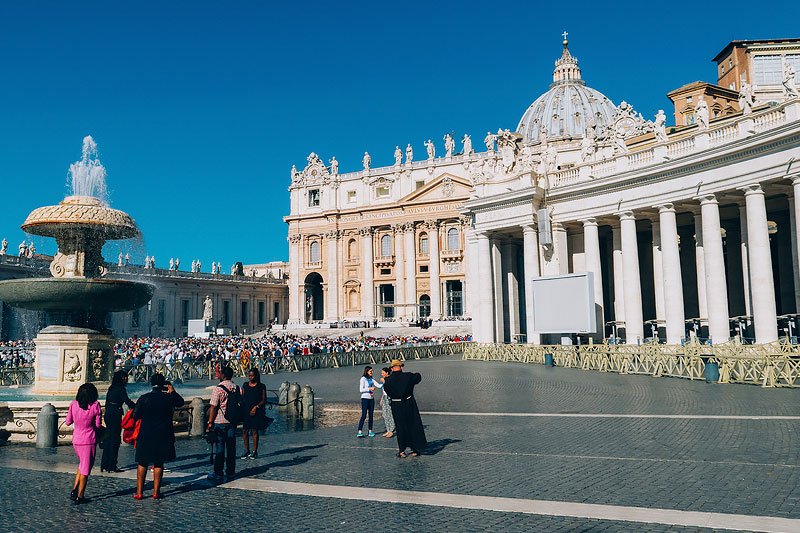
553, 32, 582, 85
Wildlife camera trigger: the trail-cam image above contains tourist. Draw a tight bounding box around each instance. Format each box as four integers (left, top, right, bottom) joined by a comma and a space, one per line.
65, 383, 103, 504
241, 367, 268, 459
101, 370, 135, 472
132, 373, 185, 500
207, 366, 238, 481
377, 367, 395, 438
383, 359, 427, 457
356, 366, 377, 438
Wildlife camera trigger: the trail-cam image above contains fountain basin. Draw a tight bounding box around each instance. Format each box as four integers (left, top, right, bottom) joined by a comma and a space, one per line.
22, 195, 139, 240
0, 277, 154, 313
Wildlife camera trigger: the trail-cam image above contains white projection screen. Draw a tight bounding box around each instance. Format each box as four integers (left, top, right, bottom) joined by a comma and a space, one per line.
530, 272, 597, 334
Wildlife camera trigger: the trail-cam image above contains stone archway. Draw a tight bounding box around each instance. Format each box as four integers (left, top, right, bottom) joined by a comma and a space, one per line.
304, 272, 324, 322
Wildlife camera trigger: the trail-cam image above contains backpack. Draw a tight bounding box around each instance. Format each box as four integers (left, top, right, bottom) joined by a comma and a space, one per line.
217, 384, 245, 426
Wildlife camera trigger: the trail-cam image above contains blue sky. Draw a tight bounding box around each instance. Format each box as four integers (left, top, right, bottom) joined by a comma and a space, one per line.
0, 1, 795, 268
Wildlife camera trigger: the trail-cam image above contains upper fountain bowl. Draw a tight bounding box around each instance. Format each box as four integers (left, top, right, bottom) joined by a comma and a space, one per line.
22, 195, 139, 240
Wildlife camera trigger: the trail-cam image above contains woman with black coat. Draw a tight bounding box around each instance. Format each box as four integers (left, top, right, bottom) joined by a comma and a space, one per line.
101, 370, 135, 472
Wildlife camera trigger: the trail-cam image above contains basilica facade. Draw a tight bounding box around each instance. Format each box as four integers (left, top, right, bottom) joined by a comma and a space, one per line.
286, 37, 800, 346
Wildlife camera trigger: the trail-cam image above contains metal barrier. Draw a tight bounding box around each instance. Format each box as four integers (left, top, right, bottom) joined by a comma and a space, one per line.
462, 341, 800, 388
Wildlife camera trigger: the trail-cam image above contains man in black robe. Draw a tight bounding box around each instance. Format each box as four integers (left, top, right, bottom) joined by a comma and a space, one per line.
383, 359, 427, 457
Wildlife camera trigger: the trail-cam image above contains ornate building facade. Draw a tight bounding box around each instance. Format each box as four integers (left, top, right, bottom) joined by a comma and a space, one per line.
287, 37, 800, 346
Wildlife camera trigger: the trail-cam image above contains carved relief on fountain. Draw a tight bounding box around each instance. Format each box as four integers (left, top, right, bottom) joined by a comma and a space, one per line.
63, 351, 83, 382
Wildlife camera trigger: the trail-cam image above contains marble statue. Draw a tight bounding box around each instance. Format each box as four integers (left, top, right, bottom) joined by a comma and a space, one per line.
580, 135, 596, 162
196, 259, 201, 272
175, 258, 180, 270
405, 143, 413, 164
738, 81, 755, 115
363, 152, 371, 171
462, 134, 473, 156
169, 258, 175, 270
26, 243, 35, 258
329, 156, 339, 175
484, 131, 496, 151
203, 295, 213, 322
544, 144, 558, 173
694, 98, 709, 130
124, 253, 130, 265
444, 133, 455, 157
586, 119, 597, 140
18, 241, 27, 257
118, 253, 124, 267
784, 64, 799, 99
654, 110, 668, 143
425, 139, 435, 160
0, 238, 7, 255
191, 260, 197, 272
613, 127, 628, 154
394, 146, 403, 166
291, 165, 298, 180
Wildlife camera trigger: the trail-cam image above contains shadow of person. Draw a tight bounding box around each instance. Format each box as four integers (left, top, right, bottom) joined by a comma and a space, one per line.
235, 454, 317, 478
267, 443, 327, 457
422, 438, 461, 455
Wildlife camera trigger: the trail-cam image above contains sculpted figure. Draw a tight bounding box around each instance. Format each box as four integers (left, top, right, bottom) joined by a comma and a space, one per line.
694, 98, 709, 130
175, 258, 180, 270
196, 259, 201, 272
580, 135, 595, 162
462, 134, 473, 156
203, 295, 213, 322
738, 81, 755, 115
363, 152, 371, 171
191, 260, 197, 272
124, 253, 130, 265
394, 146, 403, 166
0, 238, 7, 255
18, 241, 27, 257
118, 253, 124, 266
169, 258, 175, 270
26, 243, 35, 258
613, 127, 628, 154
405, 143, 413, 164
484, 131, 496, 151
290, 164, 298, 180
443, 133, 455, 157
424, 139, 435, 160
329, 156, 339, 175
654, 110, 668, 143
784, 64, 799, 98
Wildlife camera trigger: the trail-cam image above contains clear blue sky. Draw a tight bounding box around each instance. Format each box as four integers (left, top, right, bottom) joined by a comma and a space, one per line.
0, 1, 795, 268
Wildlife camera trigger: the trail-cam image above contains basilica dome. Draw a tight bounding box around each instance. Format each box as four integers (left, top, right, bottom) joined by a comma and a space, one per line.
517, 39, 617, 142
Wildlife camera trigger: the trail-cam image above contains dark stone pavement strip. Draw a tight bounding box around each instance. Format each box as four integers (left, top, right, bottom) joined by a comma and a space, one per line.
0, 467, 749, 533
1, 357, 798, 530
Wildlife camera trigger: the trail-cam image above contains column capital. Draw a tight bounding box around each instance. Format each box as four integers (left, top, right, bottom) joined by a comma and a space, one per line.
423, 219, 441, 231
358, 227, 374, 237
579, 217, 599, 227
738, 183, 765, 196
391, 223, 406, 235
288, 234, 303, 244
616, 210, 636, 221
475, 230, 490, 240
786, 174, 800, 186
654, 203, 676, 213
521, 224, 537, 234
322, 230, 340, 240
695, 193, 718, 205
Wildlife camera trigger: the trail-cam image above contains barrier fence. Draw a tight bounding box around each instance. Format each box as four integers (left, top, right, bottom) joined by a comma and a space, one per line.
462, 341, 800, 387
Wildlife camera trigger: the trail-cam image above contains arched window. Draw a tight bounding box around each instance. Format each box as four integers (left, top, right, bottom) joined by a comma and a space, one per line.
347, 238, 357, 261
348, 288, 359, 310
380, 234, 392, 257
419, 233, 429, 255
309, 241, 321, 263
447, 227, 459, 251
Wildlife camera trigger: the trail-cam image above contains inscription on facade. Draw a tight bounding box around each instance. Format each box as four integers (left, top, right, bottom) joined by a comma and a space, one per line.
38, 347, 59, 380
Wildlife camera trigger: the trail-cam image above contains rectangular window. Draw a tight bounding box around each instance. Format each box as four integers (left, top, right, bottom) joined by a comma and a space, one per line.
347, 190, 357, 203
223, 300, 231, 326
181, 299, 190, 326
380, 268, 391, 275
157, 299, 166, 327
308, 189, 320, 207
273, 301, 280, 322
375, 186, 390, 199
131, 308, 140, 328
258, 301, 265, 325
420, 265, 429, 273
753, 55, 783, 85
241, 301, 249, 325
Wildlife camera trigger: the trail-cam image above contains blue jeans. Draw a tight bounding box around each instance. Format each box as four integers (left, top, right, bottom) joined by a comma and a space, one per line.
358, 398, 374, 431
212, 423, 236, 476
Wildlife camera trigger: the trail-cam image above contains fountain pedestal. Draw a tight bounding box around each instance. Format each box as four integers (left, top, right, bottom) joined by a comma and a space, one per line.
32, 327, 114, 395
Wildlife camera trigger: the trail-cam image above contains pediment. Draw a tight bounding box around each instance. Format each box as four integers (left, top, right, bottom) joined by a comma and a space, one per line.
400, 173, 473, 204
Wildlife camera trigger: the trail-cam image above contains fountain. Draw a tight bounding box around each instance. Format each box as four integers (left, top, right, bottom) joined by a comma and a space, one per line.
0, 136, 154, 394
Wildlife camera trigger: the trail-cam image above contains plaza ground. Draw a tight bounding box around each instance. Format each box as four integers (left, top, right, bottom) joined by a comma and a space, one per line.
0, 357, 798, 532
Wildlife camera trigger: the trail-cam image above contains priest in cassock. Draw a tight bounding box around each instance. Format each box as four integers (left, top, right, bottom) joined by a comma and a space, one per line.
383, 359, 427, 457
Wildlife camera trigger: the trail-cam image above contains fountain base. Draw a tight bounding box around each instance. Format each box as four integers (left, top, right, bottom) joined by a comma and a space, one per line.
32, 329, 114, 395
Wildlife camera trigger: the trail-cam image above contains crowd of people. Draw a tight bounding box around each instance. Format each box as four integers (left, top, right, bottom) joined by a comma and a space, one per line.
0, 340, 35, 367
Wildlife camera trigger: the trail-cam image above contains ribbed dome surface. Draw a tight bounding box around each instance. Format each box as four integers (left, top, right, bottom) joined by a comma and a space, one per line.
516, 40, 617, 141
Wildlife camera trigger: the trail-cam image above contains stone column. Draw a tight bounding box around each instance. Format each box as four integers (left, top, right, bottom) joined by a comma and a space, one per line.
698, 195, 730, 344
553, 223, 569, 274
651, 220, 665, 338
738, 205, 753, 322
403, 223, 417, 319
522, 224, 541, 344
325, 231, 339, 322
693, 213, 709, 327
502, 242, 520, 341
788, 192, 800, 312
619, 211, 644, 344
657, 204, 686, 344
491, 238, 505, 341
360, 227, 374, 320
741, 184, 778, 343
611, 224, 626, 335
475, 232, 494, 342
427, 221, 442, 319
288, 234, 302, 324
581, 218, 604, 339
393, 224, 406, 320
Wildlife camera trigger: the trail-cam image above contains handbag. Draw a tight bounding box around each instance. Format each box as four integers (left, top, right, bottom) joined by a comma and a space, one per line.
96, 425, 107, 448
121, 409, 141, 447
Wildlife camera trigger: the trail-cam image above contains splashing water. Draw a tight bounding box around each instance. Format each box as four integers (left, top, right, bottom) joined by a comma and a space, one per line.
68, 135, 108, 203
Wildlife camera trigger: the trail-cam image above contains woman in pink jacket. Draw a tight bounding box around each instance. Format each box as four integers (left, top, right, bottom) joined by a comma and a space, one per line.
65, 383, 103, 504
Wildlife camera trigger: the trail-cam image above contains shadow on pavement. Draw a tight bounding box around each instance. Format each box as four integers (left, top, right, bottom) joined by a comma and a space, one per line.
424, 438, 461, 455
236, 454, 317, 477
268, 444, 327, 457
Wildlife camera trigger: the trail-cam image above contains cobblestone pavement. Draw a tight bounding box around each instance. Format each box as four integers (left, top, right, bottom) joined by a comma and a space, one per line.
1, 357, 798, 532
